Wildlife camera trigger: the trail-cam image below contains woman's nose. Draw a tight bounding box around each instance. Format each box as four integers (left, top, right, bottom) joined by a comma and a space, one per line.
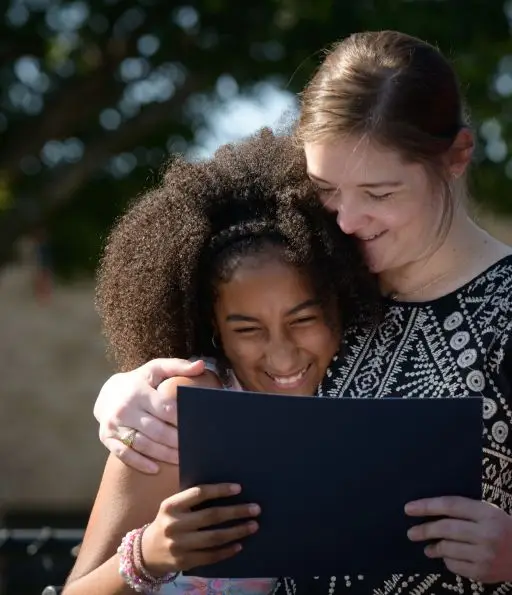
336, 203, 369, 235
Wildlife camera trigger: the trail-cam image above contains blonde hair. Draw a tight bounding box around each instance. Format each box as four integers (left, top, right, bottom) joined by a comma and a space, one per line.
297, 30, 471, 235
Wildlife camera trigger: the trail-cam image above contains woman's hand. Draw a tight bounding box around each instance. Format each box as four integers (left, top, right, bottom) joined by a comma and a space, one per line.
405, 496, 512, 583
93, 358, 218, 473
142, 483, 260, 574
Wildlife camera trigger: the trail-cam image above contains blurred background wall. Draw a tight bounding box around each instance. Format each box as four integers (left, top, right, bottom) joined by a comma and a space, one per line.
1, 0, 512, 592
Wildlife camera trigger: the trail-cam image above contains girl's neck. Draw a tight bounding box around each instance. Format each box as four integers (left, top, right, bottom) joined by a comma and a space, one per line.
380, 214, 511, 302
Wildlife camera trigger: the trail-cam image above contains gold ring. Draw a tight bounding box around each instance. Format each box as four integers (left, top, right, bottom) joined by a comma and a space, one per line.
119, 428, 137, 449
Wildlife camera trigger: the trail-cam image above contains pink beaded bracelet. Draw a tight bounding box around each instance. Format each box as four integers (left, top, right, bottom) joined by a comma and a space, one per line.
118, 524, 178, 593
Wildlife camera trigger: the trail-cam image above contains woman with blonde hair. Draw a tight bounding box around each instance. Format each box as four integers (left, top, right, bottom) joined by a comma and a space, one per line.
94, 31, 512, 594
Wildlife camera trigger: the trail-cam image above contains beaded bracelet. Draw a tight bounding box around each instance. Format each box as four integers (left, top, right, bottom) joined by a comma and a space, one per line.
118, 524, 179, 593
118, 527, 148, 593
133, 524, 179, 587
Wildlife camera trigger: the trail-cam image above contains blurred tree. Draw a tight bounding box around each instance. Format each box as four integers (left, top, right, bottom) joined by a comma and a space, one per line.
0, 0, 510, 277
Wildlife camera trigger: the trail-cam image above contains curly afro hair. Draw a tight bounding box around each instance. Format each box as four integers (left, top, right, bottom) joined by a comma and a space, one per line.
96, 128, 381, 373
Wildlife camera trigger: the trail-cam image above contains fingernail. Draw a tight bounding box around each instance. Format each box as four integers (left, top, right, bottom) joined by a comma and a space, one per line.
234, 543, 242, 552
248, 504, 261, 515
407, 527, 418, 540
146, 463, 159, 474
229, 484, 242, 494
247, 521, 259, 532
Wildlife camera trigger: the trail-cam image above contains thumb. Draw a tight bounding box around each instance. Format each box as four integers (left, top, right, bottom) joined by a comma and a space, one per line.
142, 358, 205, 387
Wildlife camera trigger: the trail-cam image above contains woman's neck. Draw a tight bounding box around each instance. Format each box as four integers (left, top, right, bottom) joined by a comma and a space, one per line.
380, 215, 511, 302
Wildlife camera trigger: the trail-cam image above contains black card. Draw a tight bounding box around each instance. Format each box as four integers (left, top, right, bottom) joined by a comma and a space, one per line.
177, 387, 482, 578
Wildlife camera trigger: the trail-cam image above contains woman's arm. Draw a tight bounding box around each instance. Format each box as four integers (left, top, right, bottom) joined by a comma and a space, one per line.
405, 340, 512, 584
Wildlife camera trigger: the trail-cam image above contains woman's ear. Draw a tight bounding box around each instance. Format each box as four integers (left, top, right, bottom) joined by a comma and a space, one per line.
446, 128, 474, 178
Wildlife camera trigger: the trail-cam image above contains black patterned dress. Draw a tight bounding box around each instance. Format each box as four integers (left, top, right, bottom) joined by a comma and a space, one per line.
273, 255, 512, 595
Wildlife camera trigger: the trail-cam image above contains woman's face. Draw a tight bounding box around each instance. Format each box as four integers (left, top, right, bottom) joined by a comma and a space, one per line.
304, 136, 446, 275
213, 255, 340, 396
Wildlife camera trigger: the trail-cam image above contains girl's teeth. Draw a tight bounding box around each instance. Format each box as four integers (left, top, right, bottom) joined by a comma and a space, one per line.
271, 368, 307, 385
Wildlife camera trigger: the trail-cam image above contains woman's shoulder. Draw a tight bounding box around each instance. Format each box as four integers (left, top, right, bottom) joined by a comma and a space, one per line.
457, 254, 512, 336
466, 253, 512, 297
426, 254, 512, 387
421, 254, 512, 309
413, 254, 512, 329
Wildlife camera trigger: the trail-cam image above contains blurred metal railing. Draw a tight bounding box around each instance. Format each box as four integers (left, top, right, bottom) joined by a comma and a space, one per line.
0, 527, 83, 550
0, 526, 83, 595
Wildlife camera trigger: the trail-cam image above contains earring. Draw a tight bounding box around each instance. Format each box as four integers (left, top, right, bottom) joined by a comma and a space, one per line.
211, 334, 219, 349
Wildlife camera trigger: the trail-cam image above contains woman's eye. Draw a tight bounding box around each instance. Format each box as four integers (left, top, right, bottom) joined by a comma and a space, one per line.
367, 191, 393, 200
318, 186, 337, 195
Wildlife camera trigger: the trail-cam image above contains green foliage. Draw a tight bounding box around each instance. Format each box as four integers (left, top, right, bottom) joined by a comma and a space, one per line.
0, 0, 511, 277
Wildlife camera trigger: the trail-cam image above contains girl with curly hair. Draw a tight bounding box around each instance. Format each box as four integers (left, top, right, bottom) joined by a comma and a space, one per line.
62, 129, 380, 595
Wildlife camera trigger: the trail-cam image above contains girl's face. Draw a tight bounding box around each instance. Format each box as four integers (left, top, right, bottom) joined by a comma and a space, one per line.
213, 255, 340, 396
304, 136, 452, 275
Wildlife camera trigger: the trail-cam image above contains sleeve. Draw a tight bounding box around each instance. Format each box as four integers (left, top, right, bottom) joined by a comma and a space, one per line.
188, 355, 220, 375
501, 345, 512, 402
484, 320, 512, 514
492, 322, 512, 407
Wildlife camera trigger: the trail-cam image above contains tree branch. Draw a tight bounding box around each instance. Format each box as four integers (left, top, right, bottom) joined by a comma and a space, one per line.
0, 42, 129, 183
44, 74, 204, 208
0, 37, 47, 65
0, 12, 192, 185
0, 74, 205, 269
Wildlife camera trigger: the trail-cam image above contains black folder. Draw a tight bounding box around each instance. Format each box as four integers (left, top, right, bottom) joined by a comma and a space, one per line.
177, 387, 482, 578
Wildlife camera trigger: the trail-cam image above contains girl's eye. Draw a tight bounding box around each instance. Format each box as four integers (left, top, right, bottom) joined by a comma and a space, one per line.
292, 316, 317, 325
367, 191, 393, 200
234, 327, 260, 334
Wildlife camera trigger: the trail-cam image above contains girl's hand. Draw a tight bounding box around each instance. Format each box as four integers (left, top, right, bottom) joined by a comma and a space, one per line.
406, 496, 512, 583
142, 483, 260, 574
